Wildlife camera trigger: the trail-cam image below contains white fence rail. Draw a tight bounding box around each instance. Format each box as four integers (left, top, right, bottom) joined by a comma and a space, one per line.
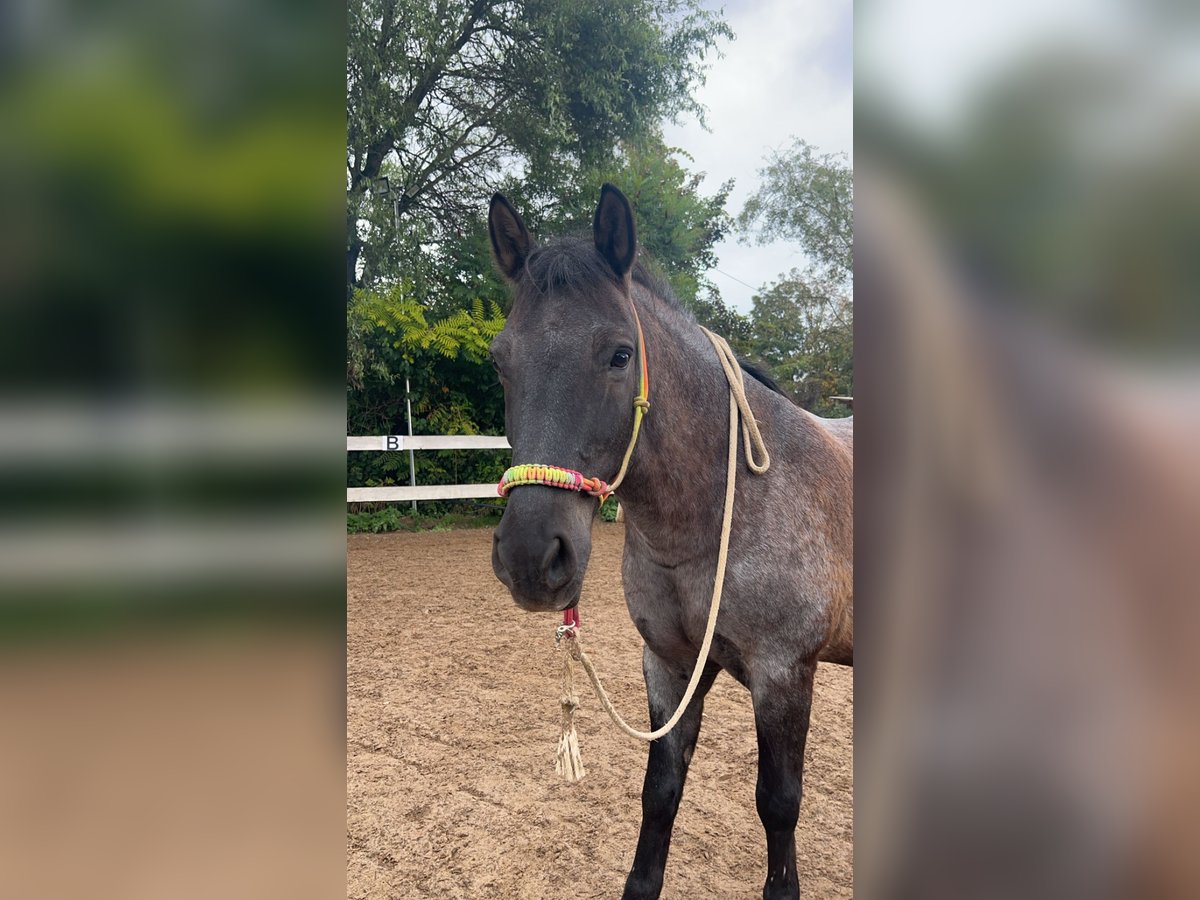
347, 435, 510, 452
347, 435, 510, 504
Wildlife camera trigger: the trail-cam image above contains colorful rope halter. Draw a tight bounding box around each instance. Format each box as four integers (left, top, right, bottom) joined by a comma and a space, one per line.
496, 286, 650, 505
497, 464, 611, 499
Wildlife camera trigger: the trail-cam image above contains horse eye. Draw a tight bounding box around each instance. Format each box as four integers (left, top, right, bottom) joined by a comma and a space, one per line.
610, 349, 632, 369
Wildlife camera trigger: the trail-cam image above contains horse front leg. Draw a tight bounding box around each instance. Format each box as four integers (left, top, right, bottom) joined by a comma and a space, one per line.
621, 647, 720, 900
752, 658, 816, 900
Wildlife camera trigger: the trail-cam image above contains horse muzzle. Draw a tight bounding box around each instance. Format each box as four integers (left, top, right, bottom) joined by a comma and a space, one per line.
491, 492, 592, 611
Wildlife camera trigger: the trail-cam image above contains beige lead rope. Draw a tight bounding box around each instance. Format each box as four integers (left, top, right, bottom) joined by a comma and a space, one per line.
555, 328, 770, 781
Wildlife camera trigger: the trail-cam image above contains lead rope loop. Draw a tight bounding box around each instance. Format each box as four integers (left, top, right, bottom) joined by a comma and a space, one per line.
702, 328, 771, 474
554, 326, 769, 781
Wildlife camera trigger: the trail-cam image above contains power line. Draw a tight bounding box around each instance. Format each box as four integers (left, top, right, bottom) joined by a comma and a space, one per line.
711, 267, 760, 293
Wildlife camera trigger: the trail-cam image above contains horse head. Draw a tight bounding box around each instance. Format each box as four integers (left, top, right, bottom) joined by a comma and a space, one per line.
488, 184, 646, 612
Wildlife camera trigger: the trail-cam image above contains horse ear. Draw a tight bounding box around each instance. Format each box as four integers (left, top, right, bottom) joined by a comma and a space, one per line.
593, 183, 637, 281
488, 193, 532, 281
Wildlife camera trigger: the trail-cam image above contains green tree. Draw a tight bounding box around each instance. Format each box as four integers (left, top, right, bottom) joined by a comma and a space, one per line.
739, 138, 853, 414
748, 274, 852, 416
738, 137, 853, 287
347, 283, 505, 390
347, 0, 731, 292
541, 135, 746, 340
347, 284, 510, 504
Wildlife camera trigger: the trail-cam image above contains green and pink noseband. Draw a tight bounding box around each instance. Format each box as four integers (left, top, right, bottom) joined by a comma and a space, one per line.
497, 287, 650, 505
497, 464, 611, 499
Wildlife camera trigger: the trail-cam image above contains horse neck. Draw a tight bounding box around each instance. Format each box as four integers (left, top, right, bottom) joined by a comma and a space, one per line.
615, 287, 735, 556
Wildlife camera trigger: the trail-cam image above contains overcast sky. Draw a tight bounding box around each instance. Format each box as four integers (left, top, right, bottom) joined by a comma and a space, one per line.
663, 0, 853, 313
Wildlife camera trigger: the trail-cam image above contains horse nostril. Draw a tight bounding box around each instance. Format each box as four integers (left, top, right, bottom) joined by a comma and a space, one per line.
492, 531, 514, 588
542, 535, 575, 591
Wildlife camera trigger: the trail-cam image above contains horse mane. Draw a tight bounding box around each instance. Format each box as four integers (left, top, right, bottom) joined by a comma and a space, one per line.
523, 236, 788, 399
737, 358, 785, 396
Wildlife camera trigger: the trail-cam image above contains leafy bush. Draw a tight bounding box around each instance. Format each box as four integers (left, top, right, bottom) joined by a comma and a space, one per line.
347, 505, 503, 534
599, 497, 620, 522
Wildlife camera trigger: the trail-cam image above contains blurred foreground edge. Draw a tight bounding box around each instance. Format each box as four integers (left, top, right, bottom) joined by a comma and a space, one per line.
855, 163, 1200, 900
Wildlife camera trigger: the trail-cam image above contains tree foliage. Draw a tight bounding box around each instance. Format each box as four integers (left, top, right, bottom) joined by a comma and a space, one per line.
739, 138, 853, 414
347, 283, 510, 503
749, 273, 852, 416
738, 137, 853, 287
347, 0, 731, 291
539, 135, 745, 339
347, 283, 505, 388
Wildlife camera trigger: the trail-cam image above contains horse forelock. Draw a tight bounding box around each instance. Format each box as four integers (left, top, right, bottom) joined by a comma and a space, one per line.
519, 236, 674, 308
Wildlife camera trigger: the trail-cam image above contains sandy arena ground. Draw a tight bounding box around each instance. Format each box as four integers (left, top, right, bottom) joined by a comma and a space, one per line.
347, 525, 853, 899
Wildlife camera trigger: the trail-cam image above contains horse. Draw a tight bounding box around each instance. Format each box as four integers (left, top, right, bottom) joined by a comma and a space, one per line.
487, 183, 853, 900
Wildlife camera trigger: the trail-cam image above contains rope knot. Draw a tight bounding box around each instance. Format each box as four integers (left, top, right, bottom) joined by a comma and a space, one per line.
556, 639, 586, 783
582, 477, 610, 498
633, 397, 650, 411
561, 635, 583, 663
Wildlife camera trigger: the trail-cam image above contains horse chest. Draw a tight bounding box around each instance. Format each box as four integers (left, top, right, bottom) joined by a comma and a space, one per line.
631, 612, 693, 663
628, 571, 696, 662
623, 564, 732, 667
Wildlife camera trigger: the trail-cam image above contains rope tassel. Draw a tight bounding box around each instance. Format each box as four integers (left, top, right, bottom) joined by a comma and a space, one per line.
555, 643, 586, 783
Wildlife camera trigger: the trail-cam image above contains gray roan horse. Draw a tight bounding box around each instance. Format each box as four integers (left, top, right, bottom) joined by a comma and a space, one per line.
488, 184, 853, 900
